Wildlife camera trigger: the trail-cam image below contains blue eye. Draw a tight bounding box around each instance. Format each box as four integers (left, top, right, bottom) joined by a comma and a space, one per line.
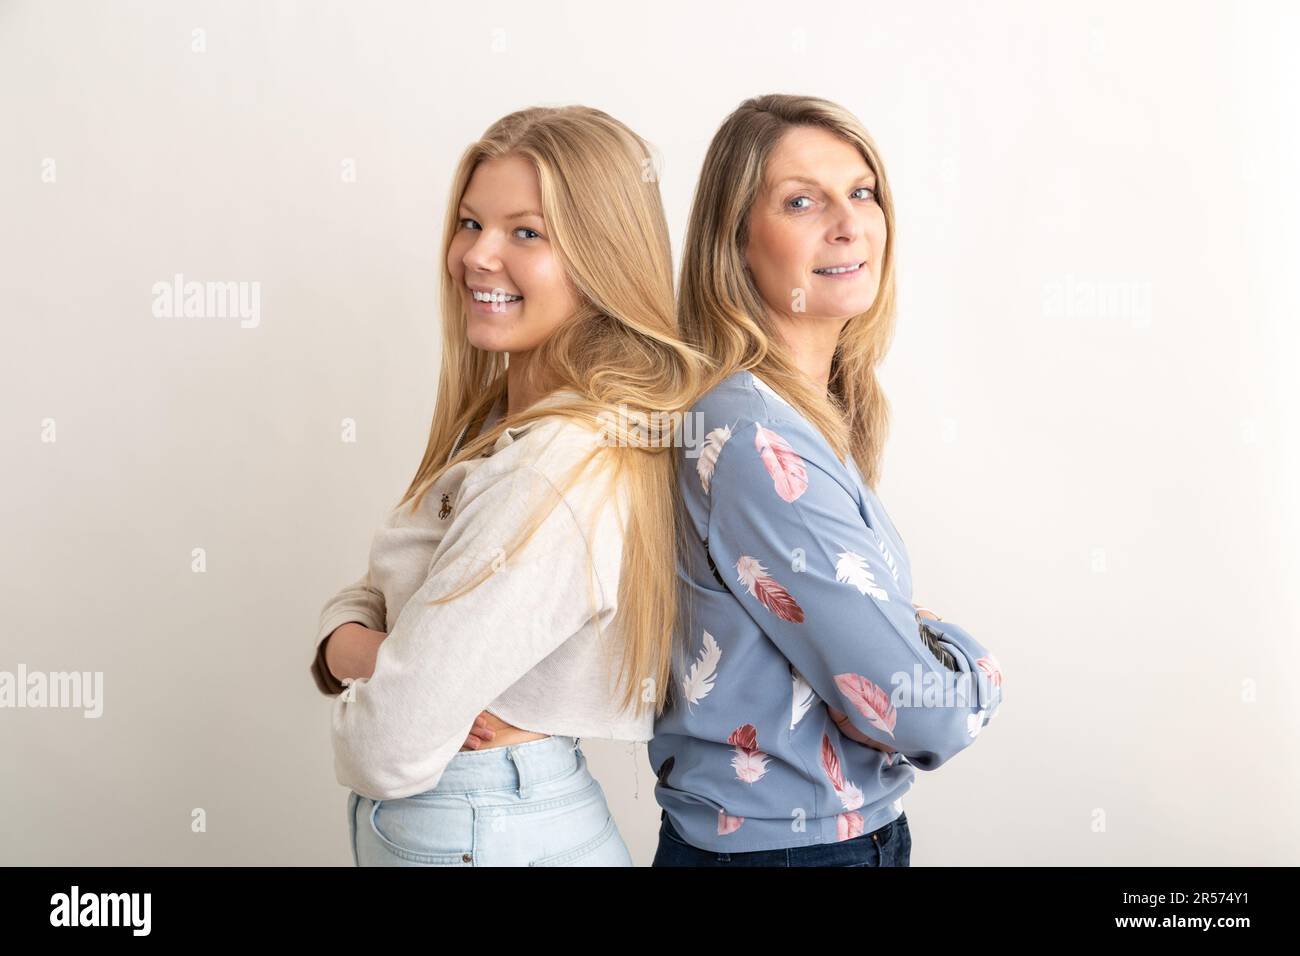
459, 218, 481, 230
788, 196, 813, 211
514, 227, 541, 240
851, 186, 877, 201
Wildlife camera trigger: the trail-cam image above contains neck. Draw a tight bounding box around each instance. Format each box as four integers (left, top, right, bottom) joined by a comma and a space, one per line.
766, 308, 846, 394
504, 351, 548, 417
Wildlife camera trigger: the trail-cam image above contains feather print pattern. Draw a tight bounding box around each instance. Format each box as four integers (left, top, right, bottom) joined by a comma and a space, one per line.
717, 810, 744, 835
833, 671, 898, 737
696, 424, 733, 495
917, 617, 959, 670
681, 630, 721, 709
728, 723, 771, 784
820, 734, 866, 840
753, 424, 808, 503
735, 555, 805, 623
790, 666, 816, 730
976, 654, 1004, 689
834, 548, 889, 600
645, 370, 1005, 852
874, 531, 901, 585
975, 655, 1004, 727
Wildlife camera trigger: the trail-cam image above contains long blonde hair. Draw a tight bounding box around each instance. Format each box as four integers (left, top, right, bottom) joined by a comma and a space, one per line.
397, 105, 709, 719
678, 93, 900, 489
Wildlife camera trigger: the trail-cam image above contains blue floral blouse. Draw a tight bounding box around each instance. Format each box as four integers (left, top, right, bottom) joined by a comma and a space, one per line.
649, 369, 1005, 852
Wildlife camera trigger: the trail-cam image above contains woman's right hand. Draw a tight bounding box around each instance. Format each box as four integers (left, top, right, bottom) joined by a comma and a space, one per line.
323, 622, 388, 685
326, 629, 496, 750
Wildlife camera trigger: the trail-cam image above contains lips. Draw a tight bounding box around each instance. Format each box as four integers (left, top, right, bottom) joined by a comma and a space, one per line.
467, 284, 523, 303
812, 261, 866, 276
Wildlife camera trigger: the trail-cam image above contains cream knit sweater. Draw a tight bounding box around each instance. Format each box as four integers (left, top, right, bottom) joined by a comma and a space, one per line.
311, 389, 651, 801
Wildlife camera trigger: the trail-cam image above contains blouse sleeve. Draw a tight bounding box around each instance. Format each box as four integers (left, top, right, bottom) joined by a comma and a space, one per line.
330, 456, 625, 800
310, 572, 387, 697
704, 416, 1004, 770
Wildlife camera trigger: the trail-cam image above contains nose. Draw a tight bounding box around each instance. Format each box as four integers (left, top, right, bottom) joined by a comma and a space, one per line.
461, 230, 503, 275
827, 197, 863, 244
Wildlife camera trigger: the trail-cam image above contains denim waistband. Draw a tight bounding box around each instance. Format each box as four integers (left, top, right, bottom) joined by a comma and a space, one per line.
426, 734, 584, 799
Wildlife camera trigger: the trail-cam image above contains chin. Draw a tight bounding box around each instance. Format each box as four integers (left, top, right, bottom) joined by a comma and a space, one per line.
807, 303, 868, 322
814, 292, 878, 320
465, 324, 515, 354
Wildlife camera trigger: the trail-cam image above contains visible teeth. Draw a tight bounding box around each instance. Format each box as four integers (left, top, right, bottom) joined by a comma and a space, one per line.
814, 262, 863, 275
471, 289, 523, 303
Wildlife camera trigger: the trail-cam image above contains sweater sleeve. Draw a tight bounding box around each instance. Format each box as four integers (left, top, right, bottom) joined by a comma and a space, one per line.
310, 572, 387, 697
704, 416, 1004, 770
330, 456, 624, 800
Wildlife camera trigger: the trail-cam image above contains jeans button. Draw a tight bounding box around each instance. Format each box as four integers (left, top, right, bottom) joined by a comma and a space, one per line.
462, 852, 472, 863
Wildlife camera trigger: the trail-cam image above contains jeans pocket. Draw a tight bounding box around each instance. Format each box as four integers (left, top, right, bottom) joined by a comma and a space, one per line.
889, 812, 912, 867
515, 782, 615, 865
367, 797, 474, 865
841, 815, 903, 867
850, 813, 910, 867
875, 816, 897, 849
529, 812, 621, 867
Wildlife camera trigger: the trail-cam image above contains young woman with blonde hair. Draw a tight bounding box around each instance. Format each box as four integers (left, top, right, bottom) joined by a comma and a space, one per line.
310, 105, 705, 866
650, 93, 1005, 866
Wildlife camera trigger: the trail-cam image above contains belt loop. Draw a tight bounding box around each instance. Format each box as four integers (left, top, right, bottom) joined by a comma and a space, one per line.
508, 746, 532, 801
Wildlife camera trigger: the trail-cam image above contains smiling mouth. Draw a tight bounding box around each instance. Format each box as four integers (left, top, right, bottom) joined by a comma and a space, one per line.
812, 261, 866, 276
470, 288, 523, 304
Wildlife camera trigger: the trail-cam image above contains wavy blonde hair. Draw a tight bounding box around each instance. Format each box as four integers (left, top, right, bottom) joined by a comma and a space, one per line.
395, 105, 709, 719
678, 93, 899, 489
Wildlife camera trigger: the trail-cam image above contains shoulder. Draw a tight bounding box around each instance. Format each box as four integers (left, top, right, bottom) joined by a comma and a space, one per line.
474, 412, 628, 531
688, 369, 802, 433
687, 371, 847, 500
523, 415, 626, 514
509, 416, 630, 604
470, 412, 606, 484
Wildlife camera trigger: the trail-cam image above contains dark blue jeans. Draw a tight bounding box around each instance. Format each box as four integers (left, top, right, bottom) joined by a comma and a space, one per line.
652, 809, 911, 867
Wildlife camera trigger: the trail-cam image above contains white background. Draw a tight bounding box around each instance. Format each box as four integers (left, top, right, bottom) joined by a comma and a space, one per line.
2, 0, 1297, 864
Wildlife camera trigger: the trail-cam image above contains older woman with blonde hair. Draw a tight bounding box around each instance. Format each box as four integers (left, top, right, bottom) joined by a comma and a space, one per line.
650, 93, 1005, 866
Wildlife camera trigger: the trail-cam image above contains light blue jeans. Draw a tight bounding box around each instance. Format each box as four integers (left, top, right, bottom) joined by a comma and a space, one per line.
348, 735, 633, 866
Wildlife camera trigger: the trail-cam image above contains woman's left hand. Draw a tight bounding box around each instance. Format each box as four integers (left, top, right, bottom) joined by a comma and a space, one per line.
458, 712, 497, 751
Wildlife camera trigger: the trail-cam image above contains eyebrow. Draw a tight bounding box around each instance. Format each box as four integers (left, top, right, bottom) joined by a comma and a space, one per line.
459, 201, 543, 220
771, 173, 877, 191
